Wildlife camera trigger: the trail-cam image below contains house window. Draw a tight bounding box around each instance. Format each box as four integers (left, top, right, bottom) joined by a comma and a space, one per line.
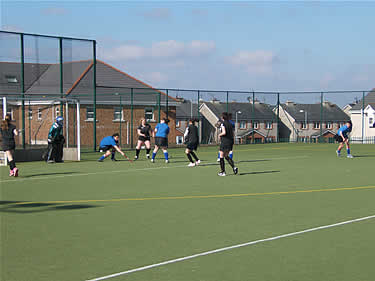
55, 107, 60, 118
301, 122, 307, 129
313, 122, 320, 129
176, 120, 180, 128
38, 108, 42, 120
28, 108, 33, 120
239, 121, 246, 129
145, 108, 154, 121
6, 108, 14, 120
113, 107, 124, 121
326, 122, 332, 129
265, 121, 272, 129
5, 75, 18, 83
253, 121, 259, 129
176, 136, 183, 144
86, 107, 94, 121
369, 117, 374, 127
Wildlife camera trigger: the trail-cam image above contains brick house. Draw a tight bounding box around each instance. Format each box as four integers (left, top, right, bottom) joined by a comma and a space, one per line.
0, 60, 180, 148
276, 101, 350, 142
175, 98, 202, 144
199, 100, 278, 144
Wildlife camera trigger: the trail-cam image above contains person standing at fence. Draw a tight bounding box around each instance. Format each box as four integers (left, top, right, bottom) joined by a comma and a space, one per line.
46, 116, 65, 163
184, 119, 200, 167
135, 118, 152, 160
218, 112, 238, 176
151, 118, 170, 163
335, 121, 353, 158
0, 114, 19, 177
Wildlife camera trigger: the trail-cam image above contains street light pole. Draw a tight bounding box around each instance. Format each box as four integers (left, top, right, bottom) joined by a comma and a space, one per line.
300, 109, 308, 143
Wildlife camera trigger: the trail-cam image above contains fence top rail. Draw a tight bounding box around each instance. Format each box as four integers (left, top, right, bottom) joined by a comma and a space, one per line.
0, 30, 95, 42
96, 85, 370, 95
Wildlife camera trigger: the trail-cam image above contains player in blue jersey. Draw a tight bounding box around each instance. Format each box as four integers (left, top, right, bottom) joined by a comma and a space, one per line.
151, 118, 170, 163
334, 121, 353, 158
98, 133, 126, 162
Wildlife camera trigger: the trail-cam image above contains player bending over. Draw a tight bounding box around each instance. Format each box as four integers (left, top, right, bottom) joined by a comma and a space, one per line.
334, 121, 353, 158
151, 118, 170, 163
218, 112, 238, 176
184, 119, 200, 167
98, 133, 126, 162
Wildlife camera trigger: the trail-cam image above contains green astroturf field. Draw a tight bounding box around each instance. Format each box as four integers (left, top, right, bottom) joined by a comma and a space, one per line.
1, 143, 375, 281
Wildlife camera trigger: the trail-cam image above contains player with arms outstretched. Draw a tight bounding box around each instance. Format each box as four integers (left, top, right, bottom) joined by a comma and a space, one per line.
98, 133, 127, 162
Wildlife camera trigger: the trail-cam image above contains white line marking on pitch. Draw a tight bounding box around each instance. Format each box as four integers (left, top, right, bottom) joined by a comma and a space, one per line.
86, 214, 375, 281
1, 155, 307, 184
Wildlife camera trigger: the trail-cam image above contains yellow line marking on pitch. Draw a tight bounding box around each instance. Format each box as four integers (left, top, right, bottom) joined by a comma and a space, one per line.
10, 185, 375, 206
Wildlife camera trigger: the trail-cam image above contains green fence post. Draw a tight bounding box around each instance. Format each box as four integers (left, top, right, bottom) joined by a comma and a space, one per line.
93, 40, 97, 151
59, 37, 64, 118
119, 94, 122, 145
158, 92, 161, 122
166, 89, 169, 120
20, 33, 25, 149
226, 91, 229, 113
197, 90, 201, 143
320, 92, 323, 143
131, 88, 134, 149
276, 93, 280, 143
252, 91, 255, 144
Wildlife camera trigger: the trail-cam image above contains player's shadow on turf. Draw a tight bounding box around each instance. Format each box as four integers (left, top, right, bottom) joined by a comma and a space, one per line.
0, 201, 99, 213
22, 171, 79, 178
351, 155, 375, 158
238, 170, 280, 176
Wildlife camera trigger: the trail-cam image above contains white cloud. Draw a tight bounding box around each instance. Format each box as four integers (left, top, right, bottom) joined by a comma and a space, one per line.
227, 50, 278, 75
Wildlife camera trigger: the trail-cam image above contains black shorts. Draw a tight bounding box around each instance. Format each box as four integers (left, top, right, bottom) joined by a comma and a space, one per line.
2, 142, 15, 151
220, 142, 233, 152
334, 135, 346, 143
155, 137, 168, 148
186, 142, 198, 151
99, 145, 113, 152
138, 136, 151, 142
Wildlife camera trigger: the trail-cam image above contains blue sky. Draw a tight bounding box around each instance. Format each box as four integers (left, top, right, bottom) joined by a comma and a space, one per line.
1, 1, 374, 103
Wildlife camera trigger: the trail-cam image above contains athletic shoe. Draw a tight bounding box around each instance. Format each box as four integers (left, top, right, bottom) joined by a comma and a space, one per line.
195, 160, 201, 165
13, 167, 19, 177
165, 160, 169, 164
146, 154, 150, 159
347, 154, 354, 158
188, 162, 196, 167
151, 159, 155, 163
111, 158, 118, 161
336, 150, 341, 157
233, 167, 238, 175
47, 160, 55, 163
9, 169, 14, 177
218, 172, 226, 177
97, 159, 104, 162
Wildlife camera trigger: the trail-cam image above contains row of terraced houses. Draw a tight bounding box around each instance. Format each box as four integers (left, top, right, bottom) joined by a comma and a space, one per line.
1, 60, 374, 147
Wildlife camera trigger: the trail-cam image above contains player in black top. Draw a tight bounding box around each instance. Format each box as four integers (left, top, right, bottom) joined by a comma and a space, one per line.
135, 118, 152, 160
218, 112, 238, 176
184, 119, 200, 167
0, 114, 19, 177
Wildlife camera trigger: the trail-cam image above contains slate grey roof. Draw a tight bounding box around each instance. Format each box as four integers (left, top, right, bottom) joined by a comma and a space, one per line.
0, 60, 179, 106
203, 102, 276, 121
281, 102, 350, 122
176, 99, 199, 119
237, 128, 267, 138
351, 89, 375, 110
